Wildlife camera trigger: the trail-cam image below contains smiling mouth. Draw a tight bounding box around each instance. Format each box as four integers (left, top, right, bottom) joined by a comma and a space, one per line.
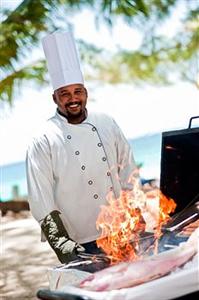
66, 101, 81, 109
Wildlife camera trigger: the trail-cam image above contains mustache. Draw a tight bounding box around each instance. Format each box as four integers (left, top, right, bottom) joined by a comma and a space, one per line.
65, 101, 81, 108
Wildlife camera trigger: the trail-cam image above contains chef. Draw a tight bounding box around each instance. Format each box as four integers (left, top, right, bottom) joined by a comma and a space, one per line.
26, 31, 137, 264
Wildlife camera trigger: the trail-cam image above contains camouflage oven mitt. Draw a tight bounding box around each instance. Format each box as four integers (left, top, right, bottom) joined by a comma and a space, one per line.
41, 210, 85, 264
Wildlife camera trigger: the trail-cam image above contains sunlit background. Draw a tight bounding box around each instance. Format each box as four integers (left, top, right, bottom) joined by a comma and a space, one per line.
1, 0, 199, 201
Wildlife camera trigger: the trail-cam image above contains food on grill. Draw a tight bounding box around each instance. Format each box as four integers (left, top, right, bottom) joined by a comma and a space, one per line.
80, 229, 198, 291
180, 219, 199, 236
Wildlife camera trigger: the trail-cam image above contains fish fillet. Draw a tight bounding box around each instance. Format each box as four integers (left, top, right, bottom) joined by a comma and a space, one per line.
80, 229, 198, 291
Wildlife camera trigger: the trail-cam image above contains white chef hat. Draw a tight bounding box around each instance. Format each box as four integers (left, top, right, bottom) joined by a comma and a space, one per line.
42, 31, 84, 91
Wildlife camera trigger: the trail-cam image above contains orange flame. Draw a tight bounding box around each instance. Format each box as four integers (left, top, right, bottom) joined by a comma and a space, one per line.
159, 191, 177, 223
145, 189, 177, 253
96, 180, 176, 264
96, 190, 146, 263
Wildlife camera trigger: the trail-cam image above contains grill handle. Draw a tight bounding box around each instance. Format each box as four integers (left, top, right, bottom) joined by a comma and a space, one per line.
37, 289, 92, 300
188, 116, 199, 129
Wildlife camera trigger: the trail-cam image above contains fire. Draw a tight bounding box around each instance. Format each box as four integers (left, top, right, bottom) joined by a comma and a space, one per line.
96, 189, 145, 263
145, 189, 176, 253
96, 178, 176, 264
144, 189, 176, 227
159, 190, 177, 224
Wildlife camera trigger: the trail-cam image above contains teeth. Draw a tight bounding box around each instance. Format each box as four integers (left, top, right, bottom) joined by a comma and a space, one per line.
69, 104, 79, 108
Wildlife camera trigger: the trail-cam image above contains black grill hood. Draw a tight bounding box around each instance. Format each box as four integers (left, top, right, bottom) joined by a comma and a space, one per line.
160, 116, 199, 214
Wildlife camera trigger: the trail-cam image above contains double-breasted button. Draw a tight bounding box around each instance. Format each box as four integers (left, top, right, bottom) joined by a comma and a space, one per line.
92, 127, 96, 131
102, 157, 107, 161
81, 165, 85, 170
107, 171, 111, 176
88, 180, 93, 185
75, 151, 80, 155
67, 135, 71, 139
97, 143, 102, 147
94, 194, 98, 199
110, 186, 113, 191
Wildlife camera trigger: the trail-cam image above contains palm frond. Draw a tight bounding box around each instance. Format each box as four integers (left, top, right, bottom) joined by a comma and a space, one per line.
0, 0, 199, 105
0, 60, 47, 104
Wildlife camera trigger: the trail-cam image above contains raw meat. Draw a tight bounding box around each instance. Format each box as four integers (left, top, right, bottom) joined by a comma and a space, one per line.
80, 229, 198, 291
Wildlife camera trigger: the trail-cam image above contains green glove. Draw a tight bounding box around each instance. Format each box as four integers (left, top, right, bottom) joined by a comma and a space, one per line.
41, 210, 85, 263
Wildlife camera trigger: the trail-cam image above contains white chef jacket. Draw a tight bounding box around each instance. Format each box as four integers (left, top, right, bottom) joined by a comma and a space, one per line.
26, 111, 136, 244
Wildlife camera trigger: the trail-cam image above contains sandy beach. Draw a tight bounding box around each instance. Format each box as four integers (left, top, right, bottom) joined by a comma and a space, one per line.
0, 212, 58, 300
1, 207, 198, 300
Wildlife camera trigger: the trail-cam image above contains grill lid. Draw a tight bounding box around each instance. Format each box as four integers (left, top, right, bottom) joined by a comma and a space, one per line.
160, 116, 199, 214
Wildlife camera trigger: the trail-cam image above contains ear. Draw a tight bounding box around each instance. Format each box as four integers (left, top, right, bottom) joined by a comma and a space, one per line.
84, 87, 88, 98
52, 93, 57, 104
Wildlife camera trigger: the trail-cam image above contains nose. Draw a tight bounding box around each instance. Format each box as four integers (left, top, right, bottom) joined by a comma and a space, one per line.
64, 94, 73, 103
72, 93, 78, 100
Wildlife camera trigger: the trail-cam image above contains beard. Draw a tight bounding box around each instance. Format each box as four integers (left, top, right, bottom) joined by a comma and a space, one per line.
67, 109, 84, 119
63, 102, 87, 123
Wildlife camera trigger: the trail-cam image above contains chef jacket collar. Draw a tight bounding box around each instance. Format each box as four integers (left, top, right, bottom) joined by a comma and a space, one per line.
56, 108, 88, 123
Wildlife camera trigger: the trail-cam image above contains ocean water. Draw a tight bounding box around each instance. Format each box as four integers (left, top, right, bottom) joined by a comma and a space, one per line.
129, 133, 162, 179
0, 133, 162, 201
0, 161, 27, 202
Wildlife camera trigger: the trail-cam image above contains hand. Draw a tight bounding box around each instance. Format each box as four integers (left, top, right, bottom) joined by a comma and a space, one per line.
54, 238, 85, 263
41, 210, 86, 264
59, 239, 85, 255
75, 243, 85, 253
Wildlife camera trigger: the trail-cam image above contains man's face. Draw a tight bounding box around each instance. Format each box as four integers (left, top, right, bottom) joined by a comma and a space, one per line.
53, 84, 87, 123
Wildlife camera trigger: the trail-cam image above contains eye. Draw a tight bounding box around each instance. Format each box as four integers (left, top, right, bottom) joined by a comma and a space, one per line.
61, 93, 71, 98
75, 90, 85, 96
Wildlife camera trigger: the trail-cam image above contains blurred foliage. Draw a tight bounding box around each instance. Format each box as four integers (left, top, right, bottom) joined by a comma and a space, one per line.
0, 0, 199, 104
0, 60, 47, 104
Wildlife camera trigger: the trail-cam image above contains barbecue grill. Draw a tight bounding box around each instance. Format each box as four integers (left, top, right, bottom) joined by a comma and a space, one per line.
37, 117, 199, 300
41, 217, 198, 300
160, 116, 199, 214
